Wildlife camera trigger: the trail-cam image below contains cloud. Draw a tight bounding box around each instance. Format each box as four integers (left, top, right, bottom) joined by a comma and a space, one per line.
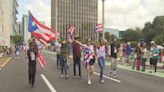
98, 0, 164, 30
24, 0, 51, 26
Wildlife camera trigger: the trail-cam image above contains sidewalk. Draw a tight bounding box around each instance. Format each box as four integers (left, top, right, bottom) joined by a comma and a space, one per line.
0, 56, 12, 70
44, 50, 164, 78
105, 61, 164, 78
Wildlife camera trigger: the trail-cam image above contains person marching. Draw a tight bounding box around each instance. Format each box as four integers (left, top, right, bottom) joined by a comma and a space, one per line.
151, 42, 160, 74
72, 36, 82, 78
109, 40, 118, 77
60, 40, 69, 78
97, 40, 106, 83
75, 38, 95, 84
55, 41, 61, 68
141, 43, 147, 71
27, 41, 38, 87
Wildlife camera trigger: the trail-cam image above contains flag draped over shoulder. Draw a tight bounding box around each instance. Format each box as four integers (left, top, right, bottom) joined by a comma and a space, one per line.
28, 11, 60, 42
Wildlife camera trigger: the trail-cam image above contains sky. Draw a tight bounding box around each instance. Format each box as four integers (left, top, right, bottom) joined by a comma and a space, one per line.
17, 0, 164, 30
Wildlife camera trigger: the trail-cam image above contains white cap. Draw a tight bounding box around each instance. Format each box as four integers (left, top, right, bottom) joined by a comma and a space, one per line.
150, 41, 155, 44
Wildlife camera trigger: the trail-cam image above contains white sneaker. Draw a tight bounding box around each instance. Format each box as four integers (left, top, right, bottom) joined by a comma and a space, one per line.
61, 75, 64, 78
88, 80, 91, 85
101, 80, 104, 83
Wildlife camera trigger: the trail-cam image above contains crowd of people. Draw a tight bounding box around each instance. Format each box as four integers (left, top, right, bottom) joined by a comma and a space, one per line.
54, 36, 164, 85
119, 41, 164, 73
54, 36, 119, 85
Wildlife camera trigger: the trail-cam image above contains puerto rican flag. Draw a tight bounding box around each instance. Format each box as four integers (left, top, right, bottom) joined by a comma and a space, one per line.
37, 52, 46, 68
28, 12, 59, 42
67, 26, 75, 43
94, 24, 103, 33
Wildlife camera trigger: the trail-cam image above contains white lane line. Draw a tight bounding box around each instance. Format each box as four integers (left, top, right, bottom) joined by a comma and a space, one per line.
93, 72, 122, 83
41, 74, 57, 92
50, 57, 56, 60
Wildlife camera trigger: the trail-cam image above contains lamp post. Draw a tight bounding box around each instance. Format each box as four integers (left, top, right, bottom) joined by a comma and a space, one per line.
99, 0, 105, 42
102, 0, 105, 40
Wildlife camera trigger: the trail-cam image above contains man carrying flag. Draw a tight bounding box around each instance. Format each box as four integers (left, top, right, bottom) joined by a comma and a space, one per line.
27, 40, 38, 87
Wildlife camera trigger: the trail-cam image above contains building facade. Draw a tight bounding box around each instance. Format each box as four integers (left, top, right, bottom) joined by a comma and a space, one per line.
104, 28, 124, 39
51, 0, 98, 41
0, 0, 18, 47
22, 15, 31, 44
0, 1, 5, 46
17, 22, 22, 36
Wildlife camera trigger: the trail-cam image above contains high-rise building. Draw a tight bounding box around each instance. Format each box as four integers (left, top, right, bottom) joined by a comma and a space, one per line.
51, 0, 98, 41
17, 22, 22, 35
22, 15, 31, 44
0, 0, 18, 46
0, 1, 5, 46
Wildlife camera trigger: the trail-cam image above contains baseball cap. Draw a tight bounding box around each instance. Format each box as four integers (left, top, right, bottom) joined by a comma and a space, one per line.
150, 41, 155, 44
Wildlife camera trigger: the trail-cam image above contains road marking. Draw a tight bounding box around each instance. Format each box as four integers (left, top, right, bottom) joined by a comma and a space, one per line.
41, 74, 57, 92
93, 72, 121, 83
0, 58, 12, 68
50, 57, 56, 60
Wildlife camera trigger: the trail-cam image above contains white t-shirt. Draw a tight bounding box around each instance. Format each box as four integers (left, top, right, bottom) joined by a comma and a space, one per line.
97, 46, 106, 58
30, 51, 35, 61
142, 48, 147, 58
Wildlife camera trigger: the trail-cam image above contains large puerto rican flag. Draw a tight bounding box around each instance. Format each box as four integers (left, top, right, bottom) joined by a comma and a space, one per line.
94, 24, 103, 33
28, 11, 59, 42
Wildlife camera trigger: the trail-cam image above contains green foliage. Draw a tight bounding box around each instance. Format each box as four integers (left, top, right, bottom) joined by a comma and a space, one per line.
153, 34, 164, 45
122, 28, 141, 42
122, 16, 164, 45
142, 16, 164, 45
12, 35, 24, 45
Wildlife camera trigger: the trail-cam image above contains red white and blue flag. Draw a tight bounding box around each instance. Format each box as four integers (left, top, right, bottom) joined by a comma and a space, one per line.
28, 12, 59, 42
67, 26, 75, 43
94, 24, 103, 33
37, 52, 46, 68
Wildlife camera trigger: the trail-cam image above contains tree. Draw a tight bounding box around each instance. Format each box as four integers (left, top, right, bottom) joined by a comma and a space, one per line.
153, 34, 164, 45
12, 35, 24, 45
122, 29, 141, 42
142, 16, 164, 44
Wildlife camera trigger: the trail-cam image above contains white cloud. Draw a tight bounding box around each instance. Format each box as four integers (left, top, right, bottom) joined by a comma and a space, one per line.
25, 0, 51, 27
19, 0, 164, 30
98, 0, 164, 30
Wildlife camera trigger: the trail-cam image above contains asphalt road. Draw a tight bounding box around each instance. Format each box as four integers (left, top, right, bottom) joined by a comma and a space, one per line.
0, 52, 164, 92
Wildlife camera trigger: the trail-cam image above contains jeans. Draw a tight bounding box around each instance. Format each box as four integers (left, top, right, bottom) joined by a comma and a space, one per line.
141, 58, 146, 71
125, 55, 130, 63
98, 57, 105, 80
56, 54, 61, 67
60, 57, 67, 75
73, 57, 81, 77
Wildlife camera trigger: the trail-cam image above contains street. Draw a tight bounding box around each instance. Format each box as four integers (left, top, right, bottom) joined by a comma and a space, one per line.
0, 52, 164, 92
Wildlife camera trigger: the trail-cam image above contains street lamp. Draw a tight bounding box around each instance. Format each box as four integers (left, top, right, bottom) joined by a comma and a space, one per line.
99, 0, 105, 42
102, 0, 105, 40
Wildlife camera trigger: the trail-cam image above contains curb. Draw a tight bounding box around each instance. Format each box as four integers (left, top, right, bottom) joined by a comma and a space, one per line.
105, 62, 164, 78
0, 57, 12, 69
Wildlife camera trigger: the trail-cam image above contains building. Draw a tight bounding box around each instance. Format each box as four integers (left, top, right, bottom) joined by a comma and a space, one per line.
22, 15, 31, 44
0, 0, 5, 46
104, 28, 124, 38
17, 22, 22, 35
0, 0, 18, 47
51, 0, 98, 41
